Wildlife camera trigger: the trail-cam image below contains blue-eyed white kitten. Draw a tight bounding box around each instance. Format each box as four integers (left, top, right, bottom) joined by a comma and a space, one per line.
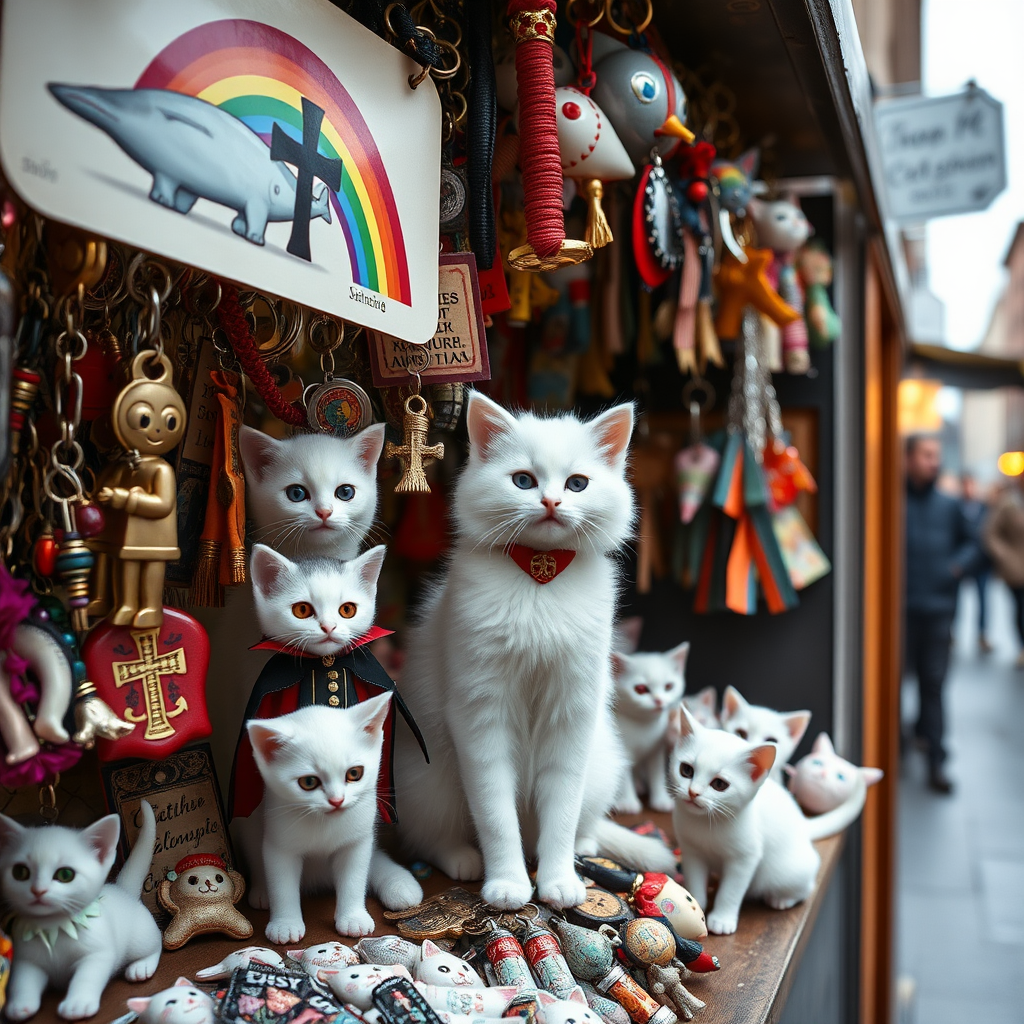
238, 544, 422, 943
0, 802, 161, 1021
240, 424, 386, 561
720, 685, 811, 783
394, 392, 674, 911
611, 643, 689, 813
669, 707, 866, 935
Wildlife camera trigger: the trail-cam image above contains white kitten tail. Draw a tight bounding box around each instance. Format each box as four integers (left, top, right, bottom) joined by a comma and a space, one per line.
804, 773, 869, 841
368, 848, 424, 910
586, 819, 676, 873
116, 799, 155, 898
396, 393, 675, 908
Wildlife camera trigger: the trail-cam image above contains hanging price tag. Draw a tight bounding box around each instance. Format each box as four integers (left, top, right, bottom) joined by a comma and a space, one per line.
368, 253, 491, 387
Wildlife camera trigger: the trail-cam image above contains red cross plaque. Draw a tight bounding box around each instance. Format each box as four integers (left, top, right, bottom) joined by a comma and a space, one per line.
83, 606, 212, 761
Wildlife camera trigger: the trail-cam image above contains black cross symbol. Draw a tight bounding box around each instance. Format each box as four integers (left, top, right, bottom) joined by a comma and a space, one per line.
270, 97, 343, 262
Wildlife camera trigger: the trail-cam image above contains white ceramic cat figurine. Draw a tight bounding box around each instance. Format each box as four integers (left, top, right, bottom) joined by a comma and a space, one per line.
0, 802, 162, 1021
194, 946, 286, 980
719, 685, 811, 783
127, 978, 218, 1024
394, 392, 674, 911
237, 543, 422, 933
317, 964, 413, 1009
669, 707, 871, 935
414, 940, 483, 986
748, 198, 811, 254
611, 643, 689, 813
537, 989, 601, 1024
286, 941, 359, 978
785, 733, 883, 815
681, 686, 719, 728
240, 424, 386, 560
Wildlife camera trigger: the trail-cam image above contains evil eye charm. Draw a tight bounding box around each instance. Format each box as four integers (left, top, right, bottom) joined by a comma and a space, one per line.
303, 376, 373, 438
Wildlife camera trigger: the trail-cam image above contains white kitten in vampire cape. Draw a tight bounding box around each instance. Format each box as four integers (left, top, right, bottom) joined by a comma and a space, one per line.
394, 392, 674, 910
669, 707, 870, 935
611, 643, 689, 814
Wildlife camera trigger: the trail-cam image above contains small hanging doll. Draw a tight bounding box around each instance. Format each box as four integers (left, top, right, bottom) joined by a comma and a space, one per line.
796, 240, 841, 347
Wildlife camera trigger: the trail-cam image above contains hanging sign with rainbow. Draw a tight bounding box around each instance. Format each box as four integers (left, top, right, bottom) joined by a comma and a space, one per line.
0, 0, 441, 344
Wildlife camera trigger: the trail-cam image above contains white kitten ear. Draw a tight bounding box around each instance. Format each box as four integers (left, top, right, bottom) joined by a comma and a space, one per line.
82, 813, 121, 868
812, 732, 834, 755
239, 426, 281, 481
248, 720, 292, 764
466, 391, 518, 459
174, 977, 193, 988
784, 764, 797, 778
722, 685, 745, 720
697, 686, 717, 711
590, 404, 634, 466
0, 813, 25, 849
568, 987, 588, 1006
785, 711, 812, 744
356, 692, 393, 736
356, 423, 386, 473
251, 544, 296, 599
676, 704, 700, 740
861, 767, 884, 787
746, 744, 777, 783
666, 706, 682, 745
421, 939, 441, 958
126, 998, 152, 1013
667, 641, 690, 672
355, 545, 388, 588
537, 993, 557, 1007
610, 652, 629, 677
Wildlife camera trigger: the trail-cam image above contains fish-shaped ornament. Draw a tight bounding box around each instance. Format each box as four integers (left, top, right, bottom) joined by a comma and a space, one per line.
675, 444, 721, 524
555, 86, 634, 249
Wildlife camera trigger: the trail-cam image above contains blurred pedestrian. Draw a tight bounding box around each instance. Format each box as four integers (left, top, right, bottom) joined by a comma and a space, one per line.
961, 473, 993, 655
904, 436, 978, 794
983, 474, 1024, 669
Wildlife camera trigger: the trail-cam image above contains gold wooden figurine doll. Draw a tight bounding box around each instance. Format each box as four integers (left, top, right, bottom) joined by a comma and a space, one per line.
96, 352, 186, 629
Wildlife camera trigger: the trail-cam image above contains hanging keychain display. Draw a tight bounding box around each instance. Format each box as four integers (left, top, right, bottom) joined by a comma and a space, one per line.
303, 347, 374, 438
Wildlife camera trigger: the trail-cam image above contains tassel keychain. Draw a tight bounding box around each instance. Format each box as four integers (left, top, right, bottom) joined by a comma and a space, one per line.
190, 368, 246, 606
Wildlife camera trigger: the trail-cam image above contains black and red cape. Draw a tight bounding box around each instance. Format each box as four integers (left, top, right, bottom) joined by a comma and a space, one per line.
229, 626, 428, 824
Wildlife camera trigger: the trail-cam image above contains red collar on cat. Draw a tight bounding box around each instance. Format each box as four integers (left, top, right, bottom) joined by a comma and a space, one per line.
251, 624, 393, 656
507, 544, 576, 584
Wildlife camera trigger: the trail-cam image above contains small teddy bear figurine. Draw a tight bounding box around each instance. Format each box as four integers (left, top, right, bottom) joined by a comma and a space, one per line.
156, 853, 253, 950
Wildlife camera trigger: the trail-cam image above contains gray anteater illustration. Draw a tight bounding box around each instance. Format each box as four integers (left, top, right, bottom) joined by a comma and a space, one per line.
48, 84, 332, 246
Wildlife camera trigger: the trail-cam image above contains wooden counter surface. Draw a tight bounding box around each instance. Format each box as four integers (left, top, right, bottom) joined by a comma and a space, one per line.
83, 819, 844, 1024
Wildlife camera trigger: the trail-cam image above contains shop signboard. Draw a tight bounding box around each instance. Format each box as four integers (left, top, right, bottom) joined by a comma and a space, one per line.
0, 0, 441, 344
874, 86, 1006, 222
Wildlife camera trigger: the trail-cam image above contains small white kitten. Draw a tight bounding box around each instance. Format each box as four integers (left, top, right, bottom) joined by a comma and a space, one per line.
720, 685, 810, 782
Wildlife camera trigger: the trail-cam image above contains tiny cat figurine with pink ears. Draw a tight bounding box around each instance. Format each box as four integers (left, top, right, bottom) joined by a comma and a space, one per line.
785, 733, 883, 815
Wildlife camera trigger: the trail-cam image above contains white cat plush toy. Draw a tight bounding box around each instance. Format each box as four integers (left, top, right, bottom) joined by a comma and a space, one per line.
317, 963, 413, 1009
395, 392, 674, 910
286, 941, 360, 978
536, 989, 602, 1024
127, 978, 218, 1024
414, 940, 483, 986
669, 707, 871, 935
785, 733, 883, 815
194, 946, 286, 980
720, 685, 810, 783
681, 685, 719, 728
611, 643, 689, 813
0, 802, 162, 1021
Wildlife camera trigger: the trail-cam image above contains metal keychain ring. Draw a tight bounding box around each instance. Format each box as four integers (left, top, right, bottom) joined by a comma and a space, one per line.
682, 378, 716, 412
127, 253, 172, 306
604, 0, 652, 36
566, 0, 605, 28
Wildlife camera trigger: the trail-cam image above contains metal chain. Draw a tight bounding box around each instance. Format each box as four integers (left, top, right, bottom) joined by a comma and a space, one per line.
729, 309, 782, 462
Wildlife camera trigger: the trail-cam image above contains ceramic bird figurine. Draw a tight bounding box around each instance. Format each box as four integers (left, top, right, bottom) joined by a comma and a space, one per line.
589, 34, 693, 166
554, 86, 634, 248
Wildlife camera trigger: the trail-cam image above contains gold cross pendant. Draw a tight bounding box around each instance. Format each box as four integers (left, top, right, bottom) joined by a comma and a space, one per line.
385, 394, 444, 493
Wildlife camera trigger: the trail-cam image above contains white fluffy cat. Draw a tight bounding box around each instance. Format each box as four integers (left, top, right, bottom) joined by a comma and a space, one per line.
719, 685, 810, 783
394, 392, 674, 911
240, 424, 386, 560
246, 697, 395, 943
0, 802, 162, 1021
682, 685, 719, 728
611, 643, 689, 813
669, 707, 870, 935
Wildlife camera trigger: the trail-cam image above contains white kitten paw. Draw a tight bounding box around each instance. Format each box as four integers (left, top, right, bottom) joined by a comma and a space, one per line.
124, 950, 161, 982
613, 796, 643, 814
481, 876, 534, 910
5, 998, 41, 1021
765, 895, 802, 911
58, 995, 101, 1020
706, 911, 740, 935
536, 873, 587, 909
649, 796, 675, 813
437, 844, 484, 881
334, 910, 375, 937
266, 917, 306, 944
248, 885, 270, 910
377, 873, 423, 911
